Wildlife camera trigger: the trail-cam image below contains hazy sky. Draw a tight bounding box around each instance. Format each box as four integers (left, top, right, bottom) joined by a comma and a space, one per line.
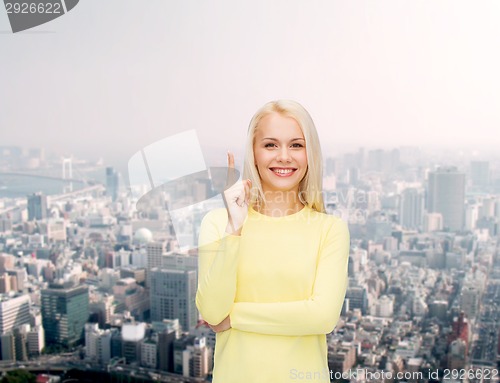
1, 0, 500, 174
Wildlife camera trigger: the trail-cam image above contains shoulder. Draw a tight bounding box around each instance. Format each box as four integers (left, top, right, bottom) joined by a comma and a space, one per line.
200, 208, 228, 231
308, 209, 349, 241
308, 208, 348, 230
198, 208, 229, 246
201, 208, 228, 224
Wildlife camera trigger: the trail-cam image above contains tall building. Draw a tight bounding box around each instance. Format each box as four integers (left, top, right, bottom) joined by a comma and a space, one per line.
89, 294, 115, 328
41, 283, 89, 346
150, 267, 197, 332
141, 338, 158, 369
0, 332, 15, 361
448, 338, 467, 370
325, 157, 337, 176
423, 212, 443, 232
13, 326, 29, 361
27, 192, 47, 221
85, 323, 113, 365
27, 325, 45, 356
345, 286, 369, 315
121, 322, 146, 364
373, 295, 394, 318
427, 167, 465, 231
173, 334, 196, 375
0, 293, 31, 334
161, 252, 198, 270
112, 278, 149, 321
0, 273, 11, 294
0, 324, 30, 362
146, 241, 167, 286
448, 312, 469, 354
158, 328, 177, 373
106, 167, 120, 202
183, 336, 211, 378
470, 161, 489, 188
328, 342, 356, 374
399, 188, 424, 230
459, 286, 479, 319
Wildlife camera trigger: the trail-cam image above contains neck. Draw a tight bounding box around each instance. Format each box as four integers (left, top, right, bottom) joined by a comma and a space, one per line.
254, 189, 305, 217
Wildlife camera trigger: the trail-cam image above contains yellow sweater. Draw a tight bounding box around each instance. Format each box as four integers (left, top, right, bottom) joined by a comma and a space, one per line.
196, 204, 350, 383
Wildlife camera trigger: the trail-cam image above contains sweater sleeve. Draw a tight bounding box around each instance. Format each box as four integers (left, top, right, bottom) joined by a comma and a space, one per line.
195, 210, 241, 326
230, 217, 350, 336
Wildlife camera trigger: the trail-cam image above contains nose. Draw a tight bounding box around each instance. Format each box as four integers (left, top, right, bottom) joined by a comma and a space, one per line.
277, 147, 292, 163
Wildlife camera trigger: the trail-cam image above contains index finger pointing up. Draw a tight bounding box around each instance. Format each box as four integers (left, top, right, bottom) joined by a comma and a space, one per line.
225, 150, 238, 188
227, 150, 234, 168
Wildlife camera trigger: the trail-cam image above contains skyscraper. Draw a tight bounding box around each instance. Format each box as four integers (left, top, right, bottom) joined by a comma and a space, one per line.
106, 167, 120, 201
150, 267, 197, 332
427, 167, 465, 231
470, 161, 490, 188
41, 283, 89, 346
27, 192, 47, 221
146, 241, 167, 286
0, 294, 31, 335
399, 188, 424, 230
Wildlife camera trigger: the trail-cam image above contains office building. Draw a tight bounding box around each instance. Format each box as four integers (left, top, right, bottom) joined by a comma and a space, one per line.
0, 293, 30, 335
85, 323, 113, 365
345, 286, 369, 315
28, 325, 45, 356
150, 267, 197, 332
41, 283, 89, 346
141, 338, 158, 369
183, 336, 211, 378
27, 192, 48, 221
427, 167, 465, 231
106, 167, 120, 202
399, 188, 424, 230
470, 161, 489, 188
328, 342, 356, 374
158, 328, 177, 373
121, 322, 146, 364
0, 332, 15, 361
173, 334, 196, 375
113, 278, 149, 321
423, 212, 443, 232
146, 241, 167, 286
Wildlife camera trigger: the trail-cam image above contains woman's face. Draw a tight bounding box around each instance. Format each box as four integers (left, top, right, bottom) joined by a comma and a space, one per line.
253, 112, 308, 197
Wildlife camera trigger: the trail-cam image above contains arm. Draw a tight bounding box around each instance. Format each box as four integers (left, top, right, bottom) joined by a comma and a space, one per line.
229, 217, 350, 336
195, 210, 241, 326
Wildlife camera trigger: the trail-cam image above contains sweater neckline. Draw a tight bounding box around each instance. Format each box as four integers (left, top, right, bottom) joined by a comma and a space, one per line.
248, 204, 310, 221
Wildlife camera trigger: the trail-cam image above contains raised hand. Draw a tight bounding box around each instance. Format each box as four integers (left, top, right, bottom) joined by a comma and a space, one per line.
222, 151, 251, 236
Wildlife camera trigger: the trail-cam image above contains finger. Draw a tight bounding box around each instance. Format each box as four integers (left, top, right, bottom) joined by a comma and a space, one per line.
225, 151, 237, 189
227, 151, 234, 168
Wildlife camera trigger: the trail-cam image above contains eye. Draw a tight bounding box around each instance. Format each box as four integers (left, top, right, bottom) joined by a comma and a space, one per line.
291, 143, 304, 148
264, 143, 276, 148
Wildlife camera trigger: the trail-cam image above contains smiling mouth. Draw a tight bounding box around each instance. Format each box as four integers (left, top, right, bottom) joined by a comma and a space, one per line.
269, 168, 297, 176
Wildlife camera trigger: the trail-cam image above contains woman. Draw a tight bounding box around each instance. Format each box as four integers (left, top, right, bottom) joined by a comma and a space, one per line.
195, 100, 350, 382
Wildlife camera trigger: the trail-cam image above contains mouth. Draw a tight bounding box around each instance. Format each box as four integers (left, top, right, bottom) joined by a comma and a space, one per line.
269, 167, 297, 177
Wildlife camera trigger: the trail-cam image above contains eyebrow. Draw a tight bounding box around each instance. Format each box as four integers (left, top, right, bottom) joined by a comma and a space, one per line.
261, 137, 305, 141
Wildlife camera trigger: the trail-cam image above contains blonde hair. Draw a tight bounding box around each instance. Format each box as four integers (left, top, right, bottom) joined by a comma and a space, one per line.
242, 100, 325, 213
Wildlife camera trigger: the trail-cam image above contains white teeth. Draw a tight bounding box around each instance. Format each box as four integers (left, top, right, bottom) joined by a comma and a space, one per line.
273, 168, 294, 174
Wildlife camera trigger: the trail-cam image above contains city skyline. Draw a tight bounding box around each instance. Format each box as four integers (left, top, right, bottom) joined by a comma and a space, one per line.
0, 138, 499, 380
2, 0, 500, 170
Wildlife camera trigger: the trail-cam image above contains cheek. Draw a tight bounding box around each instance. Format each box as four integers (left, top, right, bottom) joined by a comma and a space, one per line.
254, 150, 271, 165
299, 151, 308, 167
